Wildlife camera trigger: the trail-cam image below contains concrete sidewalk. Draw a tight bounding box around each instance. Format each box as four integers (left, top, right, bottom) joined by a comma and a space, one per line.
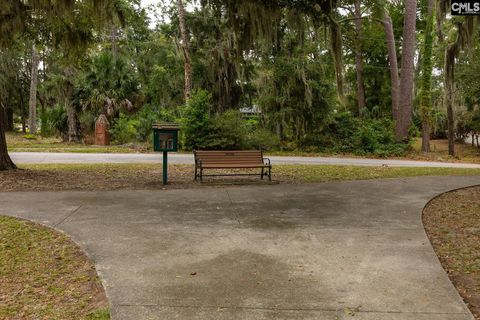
1, 177, 478, 319
10, 151, 480, 168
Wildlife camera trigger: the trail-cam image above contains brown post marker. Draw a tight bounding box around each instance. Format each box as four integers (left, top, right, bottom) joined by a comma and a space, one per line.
95, 114, 110, 146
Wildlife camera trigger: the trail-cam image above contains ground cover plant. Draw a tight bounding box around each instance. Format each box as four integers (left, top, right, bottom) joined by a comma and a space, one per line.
0, 216, 109, 319
424, 186, 480, 319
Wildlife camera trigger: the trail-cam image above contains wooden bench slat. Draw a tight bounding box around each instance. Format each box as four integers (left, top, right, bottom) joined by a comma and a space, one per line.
198, 157, 261, 159
202, 165, 268, 168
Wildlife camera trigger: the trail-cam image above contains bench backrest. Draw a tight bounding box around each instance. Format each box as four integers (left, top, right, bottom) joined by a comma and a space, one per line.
194, 150, 264, 165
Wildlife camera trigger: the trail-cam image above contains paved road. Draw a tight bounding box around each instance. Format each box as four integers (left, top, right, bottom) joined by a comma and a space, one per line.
1, 177, 478, 319
10, 151, 480, 168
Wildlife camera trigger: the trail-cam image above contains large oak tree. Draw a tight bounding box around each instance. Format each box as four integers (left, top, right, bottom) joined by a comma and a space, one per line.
0, 0, 123, 170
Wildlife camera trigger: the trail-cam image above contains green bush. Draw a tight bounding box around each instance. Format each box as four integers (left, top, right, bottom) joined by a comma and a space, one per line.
180, 90, 215, 150
23, 134, 38, 140
110, 113, 139, 144
40, 105, 68, 138
180, 90, 278, 151
300, 112, 408, 157
352, 118, 407, 157
136, 104, 176, 142
79, 111, 97, 135
207, 110, 249, 149
247, 127, 281, 150
431, 109, 447, 139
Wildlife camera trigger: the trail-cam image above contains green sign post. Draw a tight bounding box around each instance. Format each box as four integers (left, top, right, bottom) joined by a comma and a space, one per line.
152, 123, 180, 185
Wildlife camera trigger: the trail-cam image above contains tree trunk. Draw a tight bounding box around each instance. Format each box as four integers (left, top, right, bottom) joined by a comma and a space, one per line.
396, 0, 417, 141
445, 44, 456, 156
111, 26, 118, 58
20, 97, 26, 133
64, 67, 81, 143
354, 0, 366, 115
2, 100, 14, 132
6, 106, 14, 131
420, 0, 435, 153
383, 11, 400, 121
66, 99, 80, 143
0, 103, 17, 171
28, 43, 39, 135
446, 92, 455, 156
421, 118, 431, 152
178, 0, 192, 101
330, 21, 344, 104
444, 39, 457, 157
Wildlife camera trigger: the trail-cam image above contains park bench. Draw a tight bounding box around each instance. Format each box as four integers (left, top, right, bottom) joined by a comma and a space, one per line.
194, 150, 272, 182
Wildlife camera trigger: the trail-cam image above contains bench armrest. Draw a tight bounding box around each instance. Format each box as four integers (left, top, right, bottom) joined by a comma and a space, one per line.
263, 158, 271, 166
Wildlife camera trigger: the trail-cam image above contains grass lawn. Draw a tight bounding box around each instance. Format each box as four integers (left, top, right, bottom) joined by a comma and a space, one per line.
0, 216, 109, 319
406, 138, 480, 163
6, 132, 150, 153
0, 163, 479, 192
423, 187, 480, 319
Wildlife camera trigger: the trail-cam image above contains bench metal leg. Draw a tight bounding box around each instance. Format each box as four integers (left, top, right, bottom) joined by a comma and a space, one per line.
268, 166, 272, 181
200, 168, 203, 183
194, 166, 198, 181
261, 168, 264, 180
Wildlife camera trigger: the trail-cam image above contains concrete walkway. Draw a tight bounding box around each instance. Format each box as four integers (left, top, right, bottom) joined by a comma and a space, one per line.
1, 177, 478, 319
10, 151, 480, 168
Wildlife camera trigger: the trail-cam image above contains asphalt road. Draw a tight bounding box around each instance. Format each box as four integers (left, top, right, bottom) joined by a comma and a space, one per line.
10, 152, 480, 168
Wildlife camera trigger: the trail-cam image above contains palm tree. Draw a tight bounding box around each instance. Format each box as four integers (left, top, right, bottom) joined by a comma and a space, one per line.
437, 0, 478, 156
77, 52, 139, 120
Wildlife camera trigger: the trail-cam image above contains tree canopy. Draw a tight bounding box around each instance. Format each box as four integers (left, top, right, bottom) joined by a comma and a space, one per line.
1, 0, 480, 170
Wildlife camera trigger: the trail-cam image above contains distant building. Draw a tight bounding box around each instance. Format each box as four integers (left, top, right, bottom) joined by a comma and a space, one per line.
239, 105, 262, 118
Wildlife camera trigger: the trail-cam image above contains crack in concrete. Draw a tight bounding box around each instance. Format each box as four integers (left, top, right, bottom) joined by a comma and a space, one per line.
53, 205, 83, 227
115, 303, 471, 315
225, 188, 241, 225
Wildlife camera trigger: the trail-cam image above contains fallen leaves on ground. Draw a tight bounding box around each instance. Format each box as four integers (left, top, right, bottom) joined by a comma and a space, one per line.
0, 164, 479, 192
424, 187, 480, 319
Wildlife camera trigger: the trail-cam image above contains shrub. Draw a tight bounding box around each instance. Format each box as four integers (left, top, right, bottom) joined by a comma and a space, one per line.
40, 105, 68, 138
431, 109, 447, 139
180, 90, 278, 151
79, 111, 97, 135
180, 90, 215, 150
110, 113, 139, 144
300, 112, 408, 157
136, 104, 176, 142
352, 118, 407, 157
207, 110, 249, 150
23, 134, 37, 140
246, 127, 281, 150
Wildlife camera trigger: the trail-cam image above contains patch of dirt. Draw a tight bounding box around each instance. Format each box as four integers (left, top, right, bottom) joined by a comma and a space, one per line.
1, 164, 479, 192
423, 186, 480, 319
0, 166, 275, 192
